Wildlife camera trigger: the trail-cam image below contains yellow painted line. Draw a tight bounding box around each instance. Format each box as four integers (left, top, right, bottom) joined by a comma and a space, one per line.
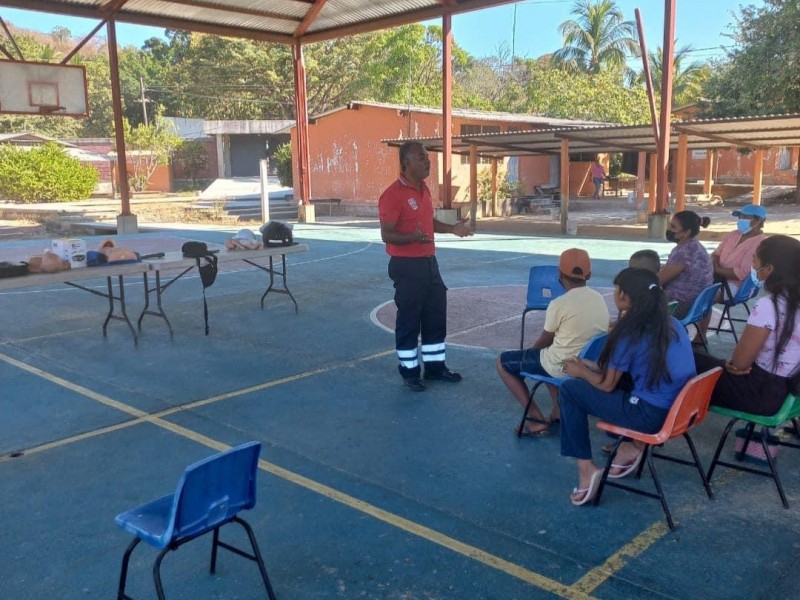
569, 522, 668, 594
1, 349, 597, 597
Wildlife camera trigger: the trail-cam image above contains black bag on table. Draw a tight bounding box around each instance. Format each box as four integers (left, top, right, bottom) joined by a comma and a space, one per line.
181, 242, 219, 335
260, 221, 294, 247
0, 261, 28, 278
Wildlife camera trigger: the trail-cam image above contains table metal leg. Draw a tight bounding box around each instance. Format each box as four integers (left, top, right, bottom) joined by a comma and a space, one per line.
137, 271, 174, 337
257, 255, 299, 314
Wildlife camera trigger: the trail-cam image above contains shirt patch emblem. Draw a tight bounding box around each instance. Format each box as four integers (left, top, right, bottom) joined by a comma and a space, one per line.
407, 198, 419, 210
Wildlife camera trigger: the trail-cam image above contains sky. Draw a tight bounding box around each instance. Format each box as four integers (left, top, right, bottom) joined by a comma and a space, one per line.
0, 1, 755, 64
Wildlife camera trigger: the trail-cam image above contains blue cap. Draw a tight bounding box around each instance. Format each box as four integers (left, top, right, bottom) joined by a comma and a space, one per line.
732, 204, 766, 220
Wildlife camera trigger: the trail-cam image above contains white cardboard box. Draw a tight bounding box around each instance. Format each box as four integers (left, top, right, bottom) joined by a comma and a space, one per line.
51, 238, 88, 268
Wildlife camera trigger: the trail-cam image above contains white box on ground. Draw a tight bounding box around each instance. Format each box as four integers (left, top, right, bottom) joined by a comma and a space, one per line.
51, 238, 88, 268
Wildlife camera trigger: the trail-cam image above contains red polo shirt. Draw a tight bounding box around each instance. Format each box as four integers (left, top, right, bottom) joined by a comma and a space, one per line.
378, 176, 435, 258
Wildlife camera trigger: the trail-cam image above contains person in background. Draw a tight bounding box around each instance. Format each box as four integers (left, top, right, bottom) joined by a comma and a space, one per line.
659, 210, 713, 319
559, 268, 695, 505
712, 204, 767, 298
497, 249, 609, 436
695, 235, 800, 415
591, 159, 606, 199
378, 141, 473, 393
629, 249, 661, 274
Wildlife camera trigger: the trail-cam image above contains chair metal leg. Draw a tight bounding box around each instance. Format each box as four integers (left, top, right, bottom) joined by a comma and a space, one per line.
153, 547, 171, 600
684, 432, 714, 499
593, 439, 623, 505
634, 445, 649, 480
234, 516, 278, 600
706, 418, 737, 482
210, 526, 221, 574
517, 381, 544, 437
646, 451, 675, 530
117, 537, 141, 600
736, 422, 756, 462
760, 426, 789, 509
519, 311, 529, 349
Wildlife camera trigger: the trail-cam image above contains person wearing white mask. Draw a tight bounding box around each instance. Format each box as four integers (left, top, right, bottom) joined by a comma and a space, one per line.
711, 204, 766, 299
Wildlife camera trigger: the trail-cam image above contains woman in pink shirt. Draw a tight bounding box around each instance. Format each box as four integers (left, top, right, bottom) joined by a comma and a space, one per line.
590, 160, 606, 199
695, 235, 800, 415
712, 204, 766, 298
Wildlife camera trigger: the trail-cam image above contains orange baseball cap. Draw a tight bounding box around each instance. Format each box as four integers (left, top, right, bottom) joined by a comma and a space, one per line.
559, 248, 591, 281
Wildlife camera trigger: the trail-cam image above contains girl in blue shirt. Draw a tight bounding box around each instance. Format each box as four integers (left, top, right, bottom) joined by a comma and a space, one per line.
560, 267, 696, 506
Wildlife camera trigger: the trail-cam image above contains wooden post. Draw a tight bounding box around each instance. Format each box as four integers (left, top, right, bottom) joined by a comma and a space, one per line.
753, 148, 764, 205
107, 19, 130, 216
292, 43, 311, 208
442, 14, 453, 209
648, 153, 658, 214
560, 139, 570, 234
490, 158, 498, 217
675, 133, 688, 212
469, 144, 478, 230
656, 0, 677, 213
703, 149, 715, 195
636, 151, 646, 204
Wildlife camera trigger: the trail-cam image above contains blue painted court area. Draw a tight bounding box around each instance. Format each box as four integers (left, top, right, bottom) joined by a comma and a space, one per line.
1, 223, 798, 599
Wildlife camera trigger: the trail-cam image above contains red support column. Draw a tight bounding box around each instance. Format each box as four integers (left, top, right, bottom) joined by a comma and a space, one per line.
656, 0, 677, 214
107, 19, 130, 216
293, 42, 311, 207
442, 14, 453, 209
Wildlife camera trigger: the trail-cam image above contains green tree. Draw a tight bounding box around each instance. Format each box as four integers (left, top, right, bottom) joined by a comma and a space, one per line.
552, 0, 638, 75
634, 46, 711, 108
121, 115, 182, 191
273, 142, 293, 188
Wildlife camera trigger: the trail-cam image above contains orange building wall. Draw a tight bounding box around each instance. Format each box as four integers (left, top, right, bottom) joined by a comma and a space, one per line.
290, 105, 552, 206
685, 147, 798, 186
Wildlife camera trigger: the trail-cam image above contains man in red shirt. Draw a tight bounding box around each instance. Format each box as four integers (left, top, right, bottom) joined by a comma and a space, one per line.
379, 141, 472, 392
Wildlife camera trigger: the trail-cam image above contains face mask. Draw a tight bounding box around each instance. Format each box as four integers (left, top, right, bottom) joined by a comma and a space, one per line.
665, 230, 677, 243
750, 266, 762, 286
737, 219, 752, 235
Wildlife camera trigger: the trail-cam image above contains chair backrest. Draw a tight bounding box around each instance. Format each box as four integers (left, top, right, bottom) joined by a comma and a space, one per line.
167, 441, 262, 543
729, 275, 760, 306
525, 265, 565, 310
578, 332, 608, 362
652, 367, 723, 443
679, 283, 722, 326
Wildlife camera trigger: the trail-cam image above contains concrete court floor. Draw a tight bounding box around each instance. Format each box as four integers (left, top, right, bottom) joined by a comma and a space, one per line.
1, 223, 799, 600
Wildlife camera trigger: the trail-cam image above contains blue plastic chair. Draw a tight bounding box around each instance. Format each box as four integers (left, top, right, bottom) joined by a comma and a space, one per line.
678, 283, 722, 352
517, 332, 608, 436
520, 265, 565, 349
115, 442, 277, 600
711, 276, 761, 342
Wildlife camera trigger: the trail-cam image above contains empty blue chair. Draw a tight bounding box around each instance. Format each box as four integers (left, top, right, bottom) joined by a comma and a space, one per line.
520, 265, 565, 349
678, 283, 722, 352
115, 441, 276, 600
712, 276, 761, 342
517, 332, 608, 437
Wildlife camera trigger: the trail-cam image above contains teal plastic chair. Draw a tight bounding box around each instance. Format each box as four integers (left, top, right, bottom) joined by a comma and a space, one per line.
517, 332, 608, 437
678, 283, 722, 352
711, 276, 761, 342
520, 265, 565, 349
115, 441, 277, 600
707, 394, 800, 508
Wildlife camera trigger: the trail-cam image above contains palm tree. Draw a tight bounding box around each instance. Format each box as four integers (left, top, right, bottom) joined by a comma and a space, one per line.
635, 45, 711, 107
552, 0, 638, 75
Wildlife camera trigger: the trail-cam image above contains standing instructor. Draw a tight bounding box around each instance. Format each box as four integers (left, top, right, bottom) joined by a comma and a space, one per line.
379, 141, 473, 392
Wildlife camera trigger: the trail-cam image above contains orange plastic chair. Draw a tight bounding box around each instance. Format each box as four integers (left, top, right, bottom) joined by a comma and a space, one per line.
592, 367, 723, 529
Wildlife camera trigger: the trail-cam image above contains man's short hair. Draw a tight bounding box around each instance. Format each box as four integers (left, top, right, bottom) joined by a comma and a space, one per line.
628, 249, 661, 274
398, 141, 423, 171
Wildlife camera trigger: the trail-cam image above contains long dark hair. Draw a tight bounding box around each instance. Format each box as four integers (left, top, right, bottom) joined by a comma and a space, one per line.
599, 267, 674, 387
756, 235, 800, 381
674, 210, 711, 238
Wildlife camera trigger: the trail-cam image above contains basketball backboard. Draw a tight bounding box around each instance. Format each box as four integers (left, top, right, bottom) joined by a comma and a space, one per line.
0, 60, 88, 117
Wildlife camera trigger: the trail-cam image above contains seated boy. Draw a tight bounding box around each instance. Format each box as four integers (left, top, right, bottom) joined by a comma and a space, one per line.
629, 249, 661, 273
496, 249, 610, 435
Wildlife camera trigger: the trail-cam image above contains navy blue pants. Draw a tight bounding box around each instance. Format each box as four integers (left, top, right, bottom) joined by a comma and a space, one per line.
559, 378, 669, 460
388, 256, 448, 378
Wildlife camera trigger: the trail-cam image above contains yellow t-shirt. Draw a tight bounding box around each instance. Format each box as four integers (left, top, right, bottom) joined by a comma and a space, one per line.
539, 286, 610, 377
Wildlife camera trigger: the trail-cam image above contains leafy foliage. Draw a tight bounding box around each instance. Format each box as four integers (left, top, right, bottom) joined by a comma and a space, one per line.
172, 140, 209, 187
0, 143, 98, 203
121, 115, 183, 191
633, 46, 711, 108
273, 142, 293, 188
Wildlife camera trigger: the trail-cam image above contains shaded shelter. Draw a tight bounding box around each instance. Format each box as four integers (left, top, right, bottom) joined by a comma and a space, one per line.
386, 113, 800, 235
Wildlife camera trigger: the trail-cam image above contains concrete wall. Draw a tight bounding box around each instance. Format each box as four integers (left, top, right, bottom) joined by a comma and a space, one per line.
685, 147, 799, 186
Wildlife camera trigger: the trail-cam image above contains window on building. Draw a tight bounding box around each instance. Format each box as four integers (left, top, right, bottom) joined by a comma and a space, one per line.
460, 124, 501, 164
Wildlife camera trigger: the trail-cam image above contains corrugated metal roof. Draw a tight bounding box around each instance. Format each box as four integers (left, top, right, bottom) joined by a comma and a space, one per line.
1, 0, 518, 44
385, 114, 800, 157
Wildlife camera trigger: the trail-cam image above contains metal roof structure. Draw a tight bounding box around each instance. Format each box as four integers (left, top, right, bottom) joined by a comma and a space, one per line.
385, 113, 800, 157
0, 0, 517, 44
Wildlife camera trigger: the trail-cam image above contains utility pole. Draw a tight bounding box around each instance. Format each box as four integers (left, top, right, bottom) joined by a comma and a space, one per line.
139, 77, 148, 126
